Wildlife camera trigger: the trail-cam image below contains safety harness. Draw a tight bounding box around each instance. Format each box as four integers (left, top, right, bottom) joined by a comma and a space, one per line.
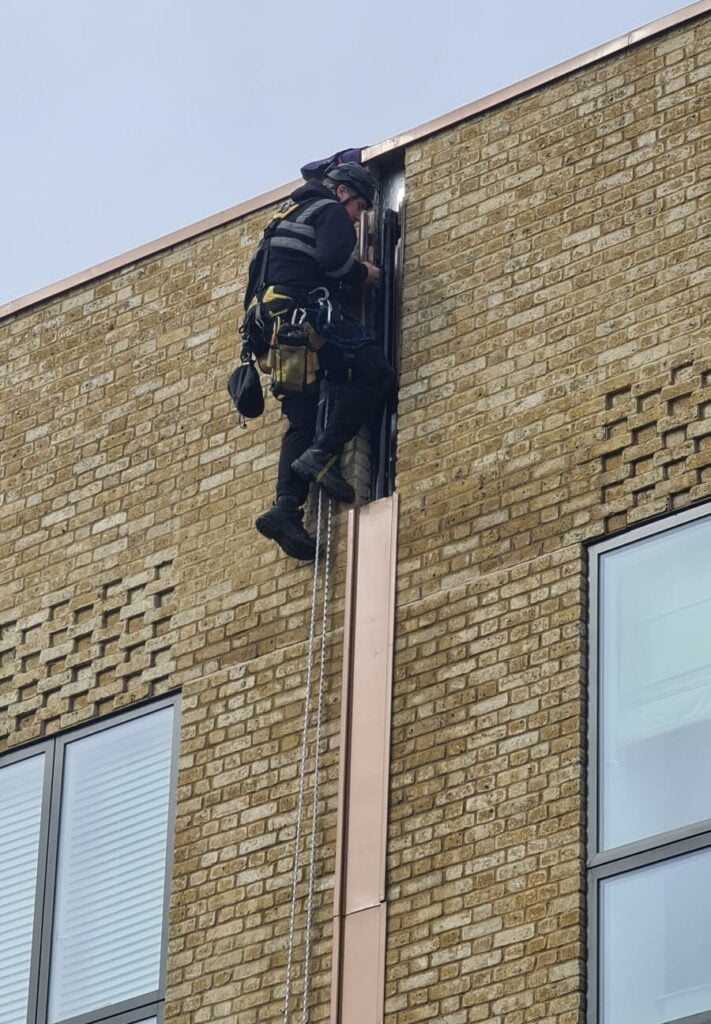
244, 195, 354, 312
242, 197, 345, 399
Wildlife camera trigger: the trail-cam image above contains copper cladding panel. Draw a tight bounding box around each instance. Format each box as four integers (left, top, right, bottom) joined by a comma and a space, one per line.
339, 905, 387, 1024
331, 495, 398, 1024
344, 498, 398, 911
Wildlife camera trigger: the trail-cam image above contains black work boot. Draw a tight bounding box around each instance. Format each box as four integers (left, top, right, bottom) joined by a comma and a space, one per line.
255, 500, 316, 561
290, 447, 355, 504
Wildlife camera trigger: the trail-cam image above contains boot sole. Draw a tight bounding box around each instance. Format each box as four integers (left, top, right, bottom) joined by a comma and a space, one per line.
291, 460, 355, 504
255, 514, 316, 561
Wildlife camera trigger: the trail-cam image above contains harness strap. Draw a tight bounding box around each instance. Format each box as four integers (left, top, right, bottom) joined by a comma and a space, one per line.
245, 193, 347, 314
314, 454, 338, 482
294, 197, 338, 222
279, 221, 317, 238
269, 235, 317, 258
264, 195, 343, 266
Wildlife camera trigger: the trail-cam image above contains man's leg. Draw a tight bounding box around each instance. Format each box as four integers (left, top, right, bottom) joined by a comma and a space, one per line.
316, 344, 395, 452
256, 385, 320, 560
291, 343, 396, 497
276, 386, 319, 506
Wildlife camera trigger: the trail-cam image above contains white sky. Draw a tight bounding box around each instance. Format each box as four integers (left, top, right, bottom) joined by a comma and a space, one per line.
0, 0, 692, 306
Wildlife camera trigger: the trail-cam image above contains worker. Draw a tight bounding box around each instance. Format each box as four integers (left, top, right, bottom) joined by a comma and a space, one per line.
244, 162, 395, 561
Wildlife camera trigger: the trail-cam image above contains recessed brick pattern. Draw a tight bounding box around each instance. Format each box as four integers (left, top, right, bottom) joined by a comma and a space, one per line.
392, 18, 709, 1024
0, 559, 177, 745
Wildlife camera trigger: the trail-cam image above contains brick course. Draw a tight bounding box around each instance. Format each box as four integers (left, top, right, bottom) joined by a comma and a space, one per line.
391, 16, 709, 1023
1, 14, 709, 1024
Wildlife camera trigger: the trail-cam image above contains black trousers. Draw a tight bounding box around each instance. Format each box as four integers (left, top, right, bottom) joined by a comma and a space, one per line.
275, 342, 396, 506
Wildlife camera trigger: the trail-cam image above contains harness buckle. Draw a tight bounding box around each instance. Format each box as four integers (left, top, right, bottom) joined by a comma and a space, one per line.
309, 287, 333, 327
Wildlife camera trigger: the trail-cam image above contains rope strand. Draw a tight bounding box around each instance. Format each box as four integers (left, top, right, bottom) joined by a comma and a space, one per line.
301, 495, 333, 1024
283, 487, 324, 1024
284, 383, 335, 1024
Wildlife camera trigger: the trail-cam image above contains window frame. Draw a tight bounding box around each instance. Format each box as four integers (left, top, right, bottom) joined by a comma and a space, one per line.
0, 695, 180, 1024
2, 740, 54, 1024
587, 502, 711, 1024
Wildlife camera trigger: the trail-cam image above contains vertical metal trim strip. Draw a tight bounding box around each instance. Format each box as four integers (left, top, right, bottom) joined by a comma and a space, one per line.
587, 546, 600, 1023
35, 739, 64, 1024
587, 870, 599, 1024
4, 741, 54, 1024
586, 545, 597, 1024
158, 697, 182, 994
330, 509, 359, 1024
330, 496, 398, 1024
378, 494, 398, 902
588, 548, 600, 862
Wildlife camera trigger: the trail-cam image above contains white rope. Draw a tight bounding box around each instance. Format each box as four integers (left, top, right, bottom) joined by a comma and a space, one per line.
300, 494, 333, 1024
283, 382, 337, 1024
283, 486, 324, 1024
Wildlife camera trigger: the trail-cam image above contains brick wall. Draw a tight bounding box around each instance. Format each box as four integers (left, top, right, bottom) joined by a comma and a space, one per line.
1, 13, 709, 1024
390, 16, 709, 1023
0, 203, 347, 1018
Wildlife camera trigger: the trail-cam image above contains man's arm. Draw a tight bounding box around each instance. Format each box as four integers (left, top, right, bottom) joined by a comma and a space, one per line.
312, 204, 369, 287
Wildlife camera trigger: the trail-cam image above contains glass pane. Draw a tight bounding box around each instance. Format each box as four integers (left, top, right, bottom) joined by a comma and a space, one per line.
48, 707, 174, 1022
599, 515, 711, 849
0, 755, 45, 1024
601, 847, 711, 1024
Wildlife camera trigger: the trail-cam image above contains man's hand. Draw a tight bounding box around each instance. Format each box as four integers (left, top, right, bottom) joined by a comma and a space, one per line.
362, 261, 381, 287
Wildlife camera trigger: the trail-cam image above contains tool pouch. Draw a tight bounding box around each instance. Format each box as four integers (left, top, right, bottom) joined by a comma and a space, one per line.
268, 323, 320, 397
241, 303, 270, 360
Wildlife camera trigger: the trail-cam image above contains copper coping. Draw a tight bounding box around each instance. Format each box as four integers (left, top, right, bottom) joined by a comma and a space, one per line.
331, 496, 398, 1024
1, 0, 709, 322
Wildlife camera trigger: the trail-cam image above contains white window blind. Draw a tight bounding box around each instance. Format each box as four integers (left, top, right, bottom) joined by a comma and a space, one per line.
0, 754, 45, 1024
48, 707, 174, 1023
601, 847, 711, 1024
600, 515, 711, 849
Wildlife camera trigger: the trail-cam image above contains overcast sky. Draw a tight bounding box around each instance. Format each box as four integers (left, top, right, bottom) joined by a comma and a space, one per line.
0, 0, 691, 306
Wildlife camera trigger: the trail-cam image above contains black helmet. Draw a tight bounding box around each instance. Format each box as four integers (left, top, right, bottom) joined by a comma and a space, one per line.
325, 162, 377, 209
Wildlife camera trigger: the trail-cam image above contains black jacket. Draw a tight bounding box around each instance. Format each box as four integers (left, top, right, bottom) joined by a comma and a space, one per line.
245, 184, 368, 306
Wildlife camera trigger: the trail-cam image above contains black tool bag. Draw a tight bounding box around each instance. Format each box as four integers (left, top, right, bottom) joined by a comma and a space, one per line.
227, 359, 264, 421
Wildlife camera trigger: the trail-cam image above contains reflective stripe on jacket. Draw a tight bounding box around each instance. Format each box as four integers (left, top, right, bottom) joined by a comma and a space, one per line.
244, 183, 367, 307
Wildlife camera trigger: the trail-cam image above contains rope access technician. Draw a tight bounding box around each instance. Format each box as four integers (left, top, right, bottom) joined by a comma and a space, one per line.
242, 161, 395, 561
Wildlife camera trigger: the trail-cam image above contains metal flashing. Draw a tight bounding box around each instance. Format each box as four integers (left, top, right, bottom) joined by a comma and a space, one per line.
0, 179, 299, 321
1, 1, 708, 321
363, 0, 711, 161
331, 496, 398, 1024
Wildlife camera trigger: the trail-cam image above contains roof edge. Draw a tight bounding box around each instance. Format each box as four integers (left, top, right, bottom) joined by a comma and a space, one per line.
0, 178, 299, 321
2, 0, 709, 322
362, 0, 711, 161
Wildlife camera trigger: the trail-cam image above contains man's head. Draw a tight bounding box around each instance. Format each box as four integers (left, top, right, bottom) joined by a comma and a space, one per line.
323, 162, 377, 223
333, 184, 369, 223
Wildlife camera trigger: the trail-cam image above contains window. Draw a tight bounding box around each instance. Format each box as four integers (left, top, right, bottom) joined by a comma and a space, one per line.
0, 698, 178, 1024
588, 505, 711, 1024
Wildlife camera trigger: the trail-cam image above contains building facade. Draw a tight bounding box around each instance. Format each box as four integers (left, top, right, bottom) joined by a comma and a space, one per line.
1, 6, 710, 1024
